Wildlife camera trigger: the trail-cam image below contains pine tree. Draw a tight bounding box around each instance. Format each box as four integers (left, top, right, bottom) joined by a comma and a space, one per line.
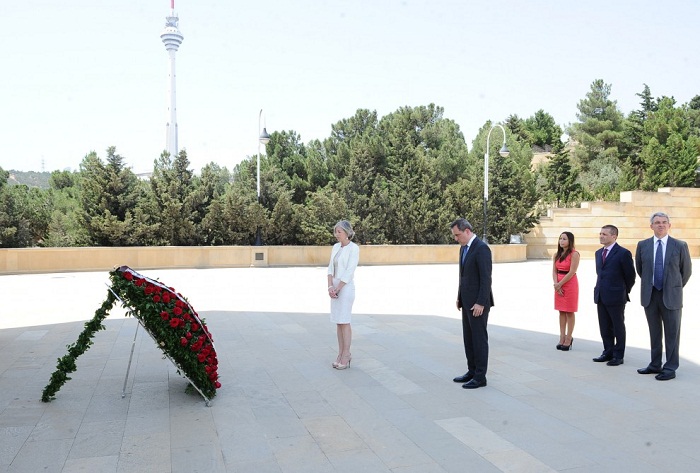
543, 145, 580, 207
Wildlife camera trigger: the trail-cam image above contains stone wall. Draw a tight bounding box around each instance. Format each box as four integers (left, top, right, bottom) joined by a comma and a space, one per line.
524, 187, 700, 259
0, 244, 527, 275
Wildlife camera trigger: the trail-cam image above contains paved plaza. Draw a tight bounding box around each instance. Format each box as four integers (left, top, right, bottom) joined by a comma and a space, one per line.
1, 259, 699, 472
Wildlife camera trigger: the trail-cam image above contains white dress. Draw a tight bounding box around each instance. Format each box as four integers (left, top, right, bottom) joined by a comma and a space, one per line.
328, 241, 359, 324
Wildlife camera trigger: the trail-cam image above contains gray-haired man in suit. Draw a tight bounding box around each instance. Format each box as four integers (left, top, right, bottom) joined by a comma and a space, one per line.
635, 212, 692, 381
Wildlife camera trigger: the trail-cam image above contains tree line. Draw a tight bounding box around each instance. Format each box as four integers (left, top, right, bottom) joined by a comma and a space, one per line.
1, 80, 698, 248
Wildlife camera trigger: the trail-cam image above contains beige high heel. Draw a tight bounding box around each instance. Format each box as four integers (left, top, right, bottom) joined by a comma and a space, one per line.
335, 354, 352, 370
332, 354, 341, 368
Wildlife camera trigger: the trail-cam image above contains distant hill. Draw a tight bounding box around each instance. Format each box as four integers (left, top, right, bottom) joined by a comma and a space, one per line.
7, 170, 51, 189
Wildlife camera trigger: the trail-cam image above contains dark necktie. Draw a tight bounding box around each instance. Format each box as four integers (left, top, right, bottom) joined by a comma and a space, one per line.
602, 248, 608, 264
654, 239, 664, 290
461, 244, 469, 265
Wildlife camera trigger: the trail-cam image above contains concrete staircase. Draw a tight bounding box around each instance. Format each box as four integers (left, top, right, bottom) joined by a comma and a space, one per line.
524, 187, 700, 259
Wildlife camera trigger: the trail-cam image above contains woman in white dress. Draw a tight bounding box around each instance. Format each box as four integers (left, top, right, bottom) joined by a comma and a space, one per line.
327, 220, 360, 370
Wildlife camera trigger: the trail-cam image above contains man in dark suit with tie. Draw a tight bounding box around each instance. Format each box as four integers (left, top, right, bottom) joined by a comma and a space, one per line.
450, 218, 494, 389
593, 225, 636, 366
635, 212, 692, 381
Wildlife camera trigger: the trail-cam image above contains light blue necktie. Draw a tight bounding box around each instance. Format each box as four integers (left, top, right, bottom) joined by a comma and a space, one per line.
653, 239, 664, 290
461, 244, 469, 264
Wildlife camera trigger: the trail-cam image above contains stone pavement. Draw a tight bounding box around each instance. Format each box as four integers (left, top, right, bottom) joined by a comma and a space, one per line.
0, 259, 699, 472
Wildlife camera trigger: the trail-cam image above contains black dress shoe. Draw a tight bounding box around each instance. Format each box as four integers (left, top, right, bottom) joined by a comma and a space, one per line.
655, 371, 676, 381
462, 379, 487, 389
592, 355, 612, 362
606, 358, 624, 366
637, 367, 662, 375
453, 373, 473, 383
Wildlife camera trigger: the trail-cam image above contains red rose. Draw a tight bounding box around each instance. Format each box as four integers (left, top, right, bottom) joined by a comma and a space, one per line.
185, 332, 193, 339
155, 286, 163, 293
153, 295, 161, 303
197, 353, 207, 362
162, 293, 171, 303
160, 311, 169, 321
215, 381, 221, 389
169, 318, 182, 328
175, 300, 185, 308
180, 337, 188, 346
144, 285, 154, 295
191, 323, 200, 332
135, 278, 145, 287
124, 272, 133, 281
173, 306, 183, 315
209, 372, 218, 381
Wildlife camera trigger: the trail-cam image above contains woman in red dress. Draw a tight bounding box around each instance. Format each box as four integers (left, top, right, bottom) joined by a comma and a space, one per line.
552, 231, 580, 351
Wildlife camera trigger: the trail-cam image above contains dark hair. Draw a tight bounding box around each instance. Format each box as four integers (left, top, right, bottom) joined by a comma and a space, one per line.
601, 224, 618, 236
450, 218, 473, 232
555, 231, 575, 262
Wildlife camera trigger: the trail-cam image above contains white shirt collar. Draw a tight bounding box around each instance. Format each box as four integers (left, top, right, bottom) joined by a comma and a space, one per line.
466, 234, 477, 247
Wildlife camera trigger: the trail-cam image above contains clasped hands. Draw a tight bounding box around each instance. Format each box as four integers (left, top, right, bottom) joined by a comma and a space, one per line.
553, 282, 564, 296
328, 286, 339, 299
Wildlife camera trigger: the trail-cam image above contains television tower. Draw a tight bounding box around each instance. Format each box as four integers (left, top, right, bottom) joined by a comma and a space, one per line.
161, 1, 184, 157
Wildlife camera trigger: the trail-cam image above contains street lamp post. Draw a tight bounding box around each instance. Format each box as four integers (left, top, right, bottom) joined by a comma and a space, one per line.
483, 124, 510, 244
256, 109, 271, 245
257, 109, 271, 201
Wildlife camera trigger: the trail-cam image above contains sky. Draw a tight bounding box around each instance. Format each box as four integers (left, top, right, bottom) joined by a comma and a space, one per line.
1, 0, 698, 175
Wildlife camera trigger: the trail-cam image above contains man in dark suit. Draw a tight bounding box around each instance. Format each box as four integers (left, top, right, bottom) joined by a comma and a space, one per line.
635, 212, 692, 381
450, 218, 494, 389
593, 225, 636, 366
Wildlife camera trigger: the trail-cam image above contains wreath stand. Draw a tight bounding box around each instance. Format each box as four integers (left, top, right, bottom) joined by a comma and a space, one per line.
118, 303, 212, 406
109, 285, 213, 406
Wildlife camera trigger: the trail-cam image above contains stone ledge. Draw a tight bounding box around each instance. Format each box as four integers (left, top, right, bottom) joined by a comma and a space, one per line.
0, 244, 527, 275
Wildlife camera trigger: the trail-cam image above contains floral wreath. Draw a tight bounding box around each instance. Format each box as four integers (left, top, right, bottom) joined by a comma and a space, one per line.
42, 266, 220, 403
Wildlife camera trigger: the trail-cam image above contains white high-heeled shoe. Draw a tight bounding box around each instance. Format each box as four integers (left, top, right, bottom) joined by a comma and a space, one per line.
335, 354, 351, 370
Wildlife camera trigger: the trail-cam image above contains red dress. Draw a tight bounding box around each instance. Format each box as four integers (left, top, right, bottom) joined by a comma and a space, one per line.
554, 252, 579, 312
